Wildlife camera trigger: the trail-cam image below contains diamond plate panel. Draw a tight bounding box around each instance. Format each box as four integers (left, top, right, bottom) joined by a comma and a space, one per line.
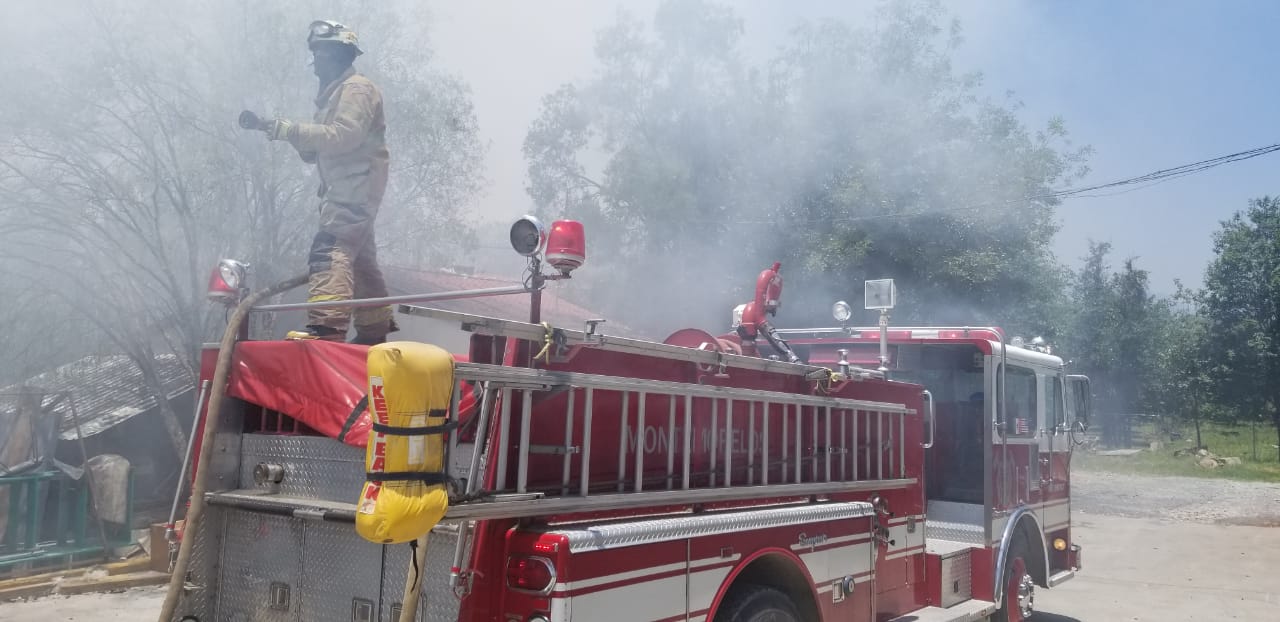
242, 434, 366, 462
239, 435, 365, 502
925, 520, 986, 546
297, 520, 385, 621
939, 549, 972, 608
216, 511, 304, 621
172, 506, 223, 622
206, 400, 247, 494
381, 527, 462, 622
925, 500, 986, 545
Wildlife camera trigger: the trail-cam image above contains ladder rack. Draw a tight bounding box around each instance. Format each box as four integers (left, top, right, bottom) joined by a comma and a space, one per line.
447, 361, 917, 511
207, 362, 919, 526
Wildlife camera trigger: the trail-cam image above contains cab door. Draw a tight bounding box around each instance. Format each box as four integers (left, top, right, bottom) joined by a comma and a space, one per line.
1065, 375, 1092, 431
993, 364, 1040, 508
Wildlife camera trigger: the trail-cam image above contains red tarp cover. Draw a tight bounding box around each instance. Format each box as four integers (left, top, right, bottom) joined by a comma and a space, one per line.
226, 341, 472, 447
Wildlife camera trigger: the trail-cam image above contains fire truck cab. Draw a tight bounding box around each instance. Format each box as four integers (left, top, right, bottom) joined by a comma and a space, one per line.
770, 320, 1091, 619
166, 219, 1085, 622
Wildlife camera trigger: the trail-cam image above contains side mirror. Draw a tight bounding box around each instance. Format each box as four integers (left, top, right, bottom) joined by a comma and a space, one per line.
1066, 375, 1091, 429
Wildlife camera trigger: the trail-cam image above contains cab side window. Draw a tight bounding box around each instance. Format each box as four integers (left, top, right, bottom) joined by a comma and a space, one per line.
1049, 376, 1064, 431
1005, 366, 1038, 437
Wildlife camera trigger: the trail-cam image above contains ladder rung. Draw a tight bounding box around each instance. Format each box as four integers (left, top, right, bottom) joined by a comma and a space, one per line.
528, 444, 580, 455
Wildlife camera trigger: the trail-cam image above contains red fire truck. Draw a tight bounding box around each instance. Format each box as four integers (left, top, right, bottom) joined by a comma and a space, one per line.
163, 217, 1087, 622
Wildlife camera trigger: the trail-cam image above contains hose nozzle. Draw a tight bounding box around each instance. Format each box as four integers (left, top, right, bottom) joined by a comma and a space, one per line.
238, 110, 265, 131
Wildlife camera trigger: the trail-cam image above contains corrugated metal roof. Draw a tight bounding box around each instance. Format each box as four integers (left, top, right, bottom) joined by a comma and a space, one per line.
1, 353, 192, 440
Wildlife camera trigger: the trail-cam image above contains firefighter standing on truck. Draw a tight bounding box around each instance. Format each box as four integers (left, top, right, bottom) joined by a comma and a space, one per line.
255, 20, 396, 344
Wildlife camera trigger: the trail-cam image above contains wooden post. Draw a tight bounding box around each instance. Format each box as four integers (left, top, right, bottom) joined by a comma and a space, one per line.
398, 533, 431, 622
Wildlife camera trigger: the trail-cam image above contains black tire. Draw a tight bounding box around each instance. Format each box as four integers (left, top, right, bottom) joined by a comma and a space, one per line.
993, 533, 1036, 622
714, 584, 802, 622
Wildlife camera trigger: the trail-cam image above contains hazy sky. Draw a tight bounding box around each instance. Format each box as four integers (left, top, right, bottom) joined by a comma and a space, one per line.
428, 0, 1280, 293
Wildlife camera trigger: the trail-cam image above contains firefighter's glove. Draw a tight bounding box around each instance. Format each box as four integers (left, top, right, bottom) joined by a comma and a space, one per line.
263, 119, 294, 142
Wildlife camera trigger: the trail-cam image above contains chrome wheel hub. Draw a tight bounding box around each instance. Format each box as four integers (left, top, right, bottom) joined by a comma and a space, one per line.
1015, 572, 1035, 618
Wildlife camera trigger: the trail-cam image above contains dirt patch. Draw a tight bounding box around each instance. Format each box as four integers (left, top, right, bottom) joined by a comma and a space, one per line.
1215, 515, 1280, 528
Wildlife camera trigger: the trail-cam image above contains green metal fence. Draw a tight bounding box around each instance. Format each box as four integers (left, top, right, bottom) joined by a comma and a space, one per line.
0, 468, 135, 572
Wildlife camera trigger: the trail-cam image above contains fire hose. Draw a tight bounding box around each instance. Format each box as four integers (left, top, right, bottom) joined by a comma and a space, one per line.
157, 274, 307, 622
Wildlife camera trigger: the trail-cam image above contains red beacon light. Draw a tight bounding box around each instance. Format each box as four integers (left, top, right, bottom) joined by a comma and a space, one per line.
545, 219, 586, 275
207, 259, 248, 305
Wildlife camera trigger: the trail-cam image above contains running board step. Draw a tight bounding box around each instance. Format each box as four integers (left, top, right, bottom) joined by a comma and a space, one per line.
1048, 568, 1076, 587
888, 599, 996, 622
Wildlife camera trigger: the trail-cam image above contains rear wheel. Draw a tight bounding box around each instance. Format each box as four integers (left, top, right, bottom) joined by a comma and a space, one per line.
714, 584, 802, 622
993, 534, 1036, 622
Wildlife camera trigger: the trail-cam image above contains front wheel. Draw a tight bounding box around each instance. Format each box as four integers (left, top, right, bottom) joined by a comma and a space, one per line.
993, 534, 1036, 622
714, 584, 802, 622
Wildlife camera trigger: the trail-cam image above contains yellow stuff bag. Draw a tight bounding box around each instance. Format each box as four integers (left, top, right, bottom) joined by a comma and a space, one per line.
356, 341, 454, 544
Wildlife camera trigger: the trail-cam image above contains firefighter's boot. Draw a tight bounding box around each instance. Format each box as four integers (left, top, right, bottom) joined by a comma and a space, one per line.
286, 325, 345, 342
351, 318, 398, 346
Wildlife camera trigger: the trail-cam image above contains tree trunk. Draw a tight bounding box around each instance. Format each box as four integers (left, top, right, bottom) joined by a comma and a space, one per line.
1274, 412, 1280, 463
136, 359, 188, 460
1194, 416, 1202, 450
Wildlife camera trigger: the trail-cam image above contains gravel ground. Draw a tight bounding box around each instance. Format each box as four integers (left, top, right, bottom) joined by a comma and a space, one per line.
1071, 469, 1280, 525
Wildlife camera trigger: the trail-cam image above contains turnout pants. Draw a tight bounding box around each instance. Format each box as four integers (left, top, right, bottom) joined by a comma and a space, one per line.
307, 200, 393, 337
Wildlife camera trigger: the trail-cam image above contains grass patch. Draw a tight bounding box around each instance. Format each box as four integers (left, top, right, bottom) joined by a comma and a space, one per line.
1074, 421, 1280, 483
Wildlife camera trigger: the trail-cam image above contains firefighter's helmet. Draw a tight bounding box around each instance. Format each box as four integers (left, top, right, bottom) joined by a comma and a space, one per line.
307, 20, 363, 56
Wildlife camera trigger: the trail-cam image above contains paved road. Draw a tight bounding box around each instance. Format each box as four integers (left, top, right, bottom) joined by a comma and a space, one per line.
3, 471, 1278, 621
1035, 512, 1280, 621
1, 585, 165, 621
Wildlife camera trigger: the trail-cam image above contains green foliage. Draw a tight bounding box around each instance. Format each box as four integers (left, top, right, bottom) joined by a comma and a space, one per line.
1062, 243, 1172, 416
1075, 421, 1280, 483
524, 0, 1089, 336
1145, 304, 1213, 432
1195, 197, 1280, 455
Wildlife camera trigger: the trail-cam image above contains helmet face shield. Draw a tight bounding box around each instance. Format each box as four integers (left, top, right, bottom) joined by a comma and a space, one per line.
309, 20, 339, 40
307, 19, 363, 55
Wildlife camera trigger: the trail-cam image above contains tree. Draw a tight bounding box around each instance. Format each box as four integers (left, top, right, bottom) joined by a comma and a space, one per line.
1147, 302, 1213, 448
524, 0, 1089, 338
0, 0, 485, 455
1064, 242, 1118, 410
1197, 196, 1280, 460
1060, 242, 1176, 447
1111, 257, 1164, 414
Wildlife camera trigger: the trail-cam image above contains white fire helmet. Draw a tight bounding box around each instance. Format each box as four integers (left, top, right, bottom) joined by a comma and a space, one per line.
308, 20, 363, 56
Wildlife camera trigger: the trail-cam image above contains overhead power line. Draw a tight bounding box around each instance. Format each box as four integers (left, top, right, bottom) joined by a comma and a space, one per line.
666, 141, 1280, 226
1043, 143, 1280, 200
